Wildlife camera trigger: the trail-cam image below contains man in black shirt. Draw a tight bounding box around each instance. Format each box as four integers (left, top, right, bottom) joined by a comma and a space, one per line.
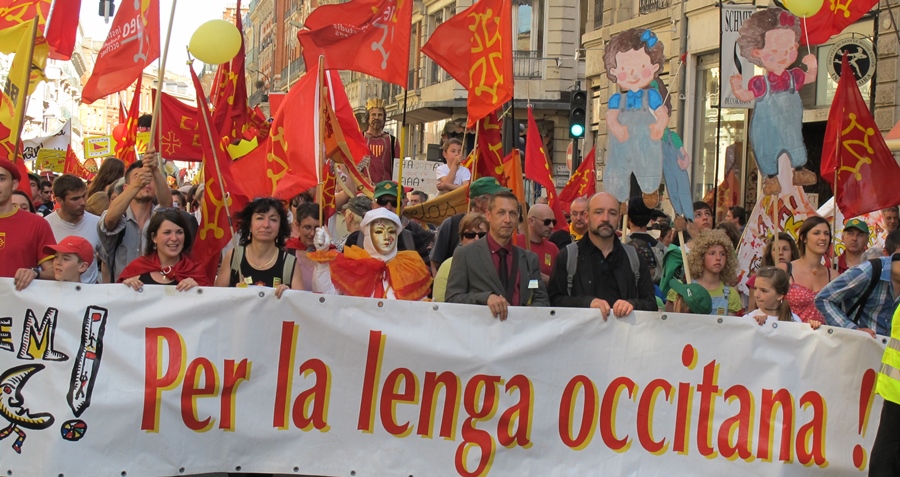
548, 192, 657, 318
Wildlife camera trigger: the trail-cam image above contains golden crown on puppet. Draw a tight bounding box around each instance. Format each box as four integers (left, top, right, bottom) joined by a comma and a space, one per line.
366, 98, 385, 110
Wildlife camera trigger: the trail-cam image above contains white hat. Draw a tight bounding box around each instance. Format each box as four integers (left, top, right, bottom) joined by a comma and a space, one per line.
360, 208, 401, 229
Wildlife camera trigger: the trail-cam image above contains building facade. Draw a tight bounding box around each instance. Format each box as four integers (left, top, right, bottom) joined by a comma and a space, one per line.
582, 0, 896, 214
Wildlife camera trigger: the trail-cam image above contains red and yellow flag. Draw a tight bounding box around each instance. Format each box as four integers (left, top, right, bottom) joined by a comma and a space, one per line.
502, 149, 525, 205
524, 107, 567, 231
470, 109, 505, 182
297, 0, 412, 87
821, 54, 900, 218
82, 0, 159, 103
113, 77, 143, 166
421, 0, 513, 126
63, 146, 94, 180
0, 0, 81, 60
156, 91, 202, 161
558, 146, 596, 213
800, 0, 878, 45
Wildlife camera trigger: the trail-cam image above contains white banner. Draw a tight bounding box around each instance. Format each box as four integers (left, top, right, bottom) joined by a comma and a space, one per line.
721, 4, 756, 109
393, 158, 441, 197
0, 279, 886, 477
21, 121, 70, 164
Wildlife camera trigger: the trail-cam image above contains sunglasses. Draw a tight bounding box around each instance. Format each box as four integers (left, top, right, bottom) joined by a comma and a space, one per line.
542, 219, 557, 227
462, 231, 487, 239
376, 196, 398, 207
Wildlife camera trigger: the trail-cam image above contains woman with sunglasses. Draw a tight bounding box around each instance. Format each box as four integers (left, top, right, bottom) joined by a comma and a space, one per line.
215, 198, 303, 298
515, 203, 560, 284
119, 209, 208, 291
433, 212, 488, 302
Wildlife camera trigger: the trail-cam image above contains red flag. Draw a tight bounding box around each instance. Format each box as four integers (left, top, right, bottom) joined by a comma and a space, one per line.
821, 54, 900, 218
82, 0, 159, 104
472, 110, 505, 181
558, 147, 596, 213
44, 0, 81, 60
297, 0, 412, 87
63, 146, 94, 180
524, 107, 567, 231
800, 1, 878, 45
502, 149, 525, 205
420, 0, 513, 126
156, 92, 203, 161
321, 162, 338, 221
114, 77, 142, 166
212, 0, 252, 138
189, 65, 248, 282
268, 66, 371, 200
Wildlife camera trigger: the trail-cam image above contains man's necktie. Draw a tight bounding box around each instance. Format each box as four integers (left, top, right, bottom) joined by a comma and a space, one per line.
497, 248, 509, 295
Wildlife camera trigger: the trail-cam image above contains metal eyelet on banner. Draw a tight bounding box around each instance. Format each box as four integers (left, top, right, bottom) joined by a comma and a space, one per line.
196, 289, 203, 295
75, 285, 82, 291
827, 329, 834, 334
235, 466, 242, 472
350, 471, 357, 476
377, 301, 384, 308
550, 310, 556, 316
293, 467, 300, 473
661, 314, 667, 320
432, 305, 438, 311
773, 323, 778, 329
319, 297, 326, 303
179, 468, 185, 474
717, 318, 724, 324
120, 471, 127, 477
258, 292, 265, 298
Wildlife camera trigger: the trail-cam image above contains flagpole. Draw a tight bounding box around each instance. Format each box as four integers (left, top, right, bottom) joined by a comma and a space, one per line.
148, 0, 178, 163
11, 19, 39, 166
317, 55, 326, 225
397, 84, 410, 210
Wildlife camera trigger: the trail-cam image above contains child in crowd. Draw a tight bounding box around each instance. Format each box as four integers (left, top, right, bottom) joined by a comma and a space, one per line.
43, 236, 93, 283
742, 267, 820, 328
668, 279, 712, 314
666, 229, 742, 316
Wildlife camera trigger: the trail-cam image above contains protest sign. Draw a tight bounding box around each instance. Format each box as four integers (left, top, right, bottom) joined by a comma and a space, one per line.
0, 279, 884, 476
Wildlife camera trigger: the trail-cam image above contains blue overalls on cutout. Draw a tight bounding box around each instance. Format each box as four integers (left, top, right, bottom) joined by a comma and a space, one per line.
749, 73, 808, 177
606, 89, 664, 202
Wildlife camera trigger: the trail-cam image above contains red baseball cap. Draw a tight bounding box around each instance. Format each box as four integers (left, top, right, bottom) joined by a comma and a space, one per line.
43, 236, 94, 265
0, 158, 21, 182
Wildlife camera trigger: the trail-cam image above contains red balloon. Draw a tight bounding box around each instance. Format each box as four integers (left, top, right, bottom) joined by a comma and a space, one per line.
112, 123, 127, 142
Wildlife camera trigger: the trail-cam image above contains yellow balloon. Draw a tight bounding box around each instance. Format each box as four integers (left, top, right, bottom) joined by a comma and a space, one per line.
189, 20, 242, 65
783, 0, 823, 18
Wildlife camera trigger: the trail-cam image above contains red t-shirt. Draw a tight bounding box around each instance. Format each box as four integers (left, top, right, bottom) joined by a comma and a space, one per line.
0, 208, 56, 278
515, 234, 559, 277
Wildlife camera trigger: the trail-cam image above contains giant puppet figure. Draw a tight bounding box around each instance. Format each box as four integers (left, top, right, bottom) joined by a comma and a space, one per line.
730, 7, 818, 196
310, 208, 432, 300
603, 28, 670, 208
362, 98, 401, 184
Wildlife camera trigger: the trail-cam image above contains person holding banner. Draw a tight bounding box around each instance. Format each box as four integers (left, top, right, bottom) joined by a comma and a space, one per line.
215, 198, 302, 297
742, 267, 804, 325
310, 208, 432, 301
778, 216, 834, 325
118, 209, 208, 291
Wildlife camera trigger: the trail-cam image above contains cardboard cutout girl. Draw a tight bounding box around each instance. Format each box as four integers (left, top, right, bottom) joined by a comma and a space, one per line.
731, 8, 818, 197
603, 28, 669, 208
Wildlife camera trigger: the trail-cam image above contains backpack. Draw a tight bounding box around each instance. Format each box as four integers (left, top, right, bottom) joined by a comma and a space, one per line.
230, 245, 296, 286
626, 234, 665, 284
847, 258, 883, 325
565, 241, 640, 296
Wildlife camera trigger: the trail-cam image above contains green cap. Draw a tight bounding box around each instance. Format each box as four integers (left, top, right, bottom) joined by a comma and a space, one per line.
668, 279, 712, 315
844, 218, 870, 235
469, 177, 510, 199
373, 180, 408, 199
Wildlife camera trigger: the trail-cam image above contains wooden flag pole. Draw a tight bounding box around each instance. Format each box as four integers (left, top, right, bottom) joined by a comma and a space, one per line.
397, 85, 410, 210
317, 55, 326, 225
148, 0, 178, 164
11, 19, 39, 166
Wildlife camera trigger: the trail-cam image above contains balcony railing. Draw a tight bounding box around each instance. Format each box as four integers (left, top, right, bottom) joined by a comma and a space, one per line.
279, 58, 306, 90
639, 0, 669, 15
513, 50, 542, 79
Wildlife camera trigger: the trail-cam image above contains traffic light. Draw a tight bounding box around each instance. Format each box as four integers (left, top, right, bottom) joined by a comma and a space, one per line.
568, 90, 586, 138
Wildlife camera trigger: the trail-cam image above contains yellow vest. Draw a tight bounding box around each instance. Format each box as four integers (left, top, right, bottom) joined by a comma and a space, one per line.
877, 304, 900, 404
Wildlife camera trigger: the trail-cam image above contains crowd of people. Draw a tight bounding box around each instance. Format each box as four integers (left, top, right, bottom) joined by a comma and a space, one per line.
3, 151, 898, 338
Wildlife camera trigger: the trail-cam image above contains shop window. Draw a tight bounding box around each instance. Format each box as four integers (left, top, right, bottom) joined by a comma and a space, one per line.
691, 53, 748, 211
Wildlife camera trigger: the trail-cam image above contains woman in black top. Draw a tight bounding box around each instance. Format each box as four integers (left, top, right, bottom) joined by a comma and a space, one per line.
215, 198, 302, 298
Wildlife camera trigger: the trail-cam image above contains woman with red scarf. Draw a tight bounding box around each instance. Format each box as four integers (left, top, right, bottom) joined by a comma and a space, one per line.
118, 209, 209, 291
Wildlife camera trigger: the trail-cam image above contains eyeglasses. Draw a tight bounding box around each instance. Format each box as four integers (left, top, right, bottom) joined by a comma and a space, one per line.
542, 219, 557, 227
375, 196, 397, 207
462, 231, 487, 239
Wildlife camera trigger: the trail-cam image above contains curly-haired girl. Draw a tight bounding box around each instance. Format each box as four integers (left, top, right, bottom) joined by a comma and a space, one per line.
603, 28, 669, 208
666, 229, 741, 316
730, 7, 818, 196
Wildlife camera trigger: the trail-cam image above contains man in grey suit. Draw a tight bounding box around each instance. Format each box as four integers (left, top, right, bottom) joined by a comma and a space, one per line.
446, 191, 550, 320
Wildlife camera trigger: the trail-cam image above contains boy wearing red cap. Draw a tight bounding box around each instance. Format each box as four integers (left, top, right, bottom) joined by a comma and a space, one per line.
44, 236, 94, 283
0, 158, 56, 290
